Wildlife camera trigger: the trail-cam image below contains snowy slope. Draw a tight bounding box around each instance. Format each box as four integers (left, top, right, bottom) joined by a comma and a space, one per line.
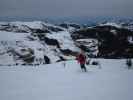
0, 31, 65, 65
0, 21, 81, 65
0, 59, 132, 100
46, 31, 79, 51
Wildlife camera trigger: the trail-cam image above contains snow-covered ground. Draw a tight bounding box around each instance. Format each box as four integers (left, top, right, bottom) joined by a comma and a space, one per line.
0, 59, 132, 100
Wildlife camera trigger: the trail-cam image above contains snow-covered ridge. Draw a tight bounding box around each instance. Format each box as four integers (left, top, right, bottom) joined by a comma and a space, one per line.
99, 22, 122, 28
0, 21, 82, 66
0, 21, 65, 33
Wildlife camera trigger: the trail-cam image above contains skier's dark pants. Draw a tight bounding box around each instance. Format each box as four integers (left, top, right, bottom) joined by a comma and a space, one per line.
80, 64, 87, 72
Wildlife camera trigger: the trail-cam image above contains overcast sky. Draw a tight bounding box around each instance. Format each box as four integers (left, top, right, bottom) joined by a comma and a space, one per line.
0, 0, 133, 18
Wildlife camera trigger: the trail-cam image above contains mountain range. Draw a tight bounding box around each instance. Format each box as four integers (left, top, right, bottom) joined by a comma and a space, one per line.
0, 20, 133, 65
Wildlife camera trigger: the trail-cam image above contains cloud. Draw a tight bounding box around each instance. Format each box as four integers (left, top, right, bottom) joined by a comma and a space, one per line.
0, 0, 132, 18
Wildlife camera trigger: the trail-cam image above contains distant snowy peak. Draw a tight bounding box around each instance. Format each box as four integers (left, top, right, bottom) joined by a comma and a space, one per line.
0, 21, 64, 33
99, 22, 122, 28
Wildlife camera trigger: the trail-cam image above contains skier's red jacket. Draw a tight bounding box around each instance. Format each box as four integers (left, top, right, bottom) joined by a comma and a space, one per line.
76, 53, 86, 64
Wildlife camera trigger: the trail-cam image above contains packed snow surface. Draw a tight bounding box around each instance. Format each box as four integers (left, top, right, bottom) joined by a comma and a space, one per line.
0, 59, 133, 100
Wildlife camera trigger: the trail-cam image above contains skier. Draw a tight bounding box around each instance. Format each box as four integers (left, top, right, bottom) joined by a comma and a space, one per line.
76, 51, 87, 72
126, 58, 132, 69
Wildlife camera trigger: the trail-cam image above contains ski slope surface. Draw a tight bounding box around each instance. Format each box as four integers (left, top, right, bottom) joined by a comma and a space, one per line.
0, 59, 133, 100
